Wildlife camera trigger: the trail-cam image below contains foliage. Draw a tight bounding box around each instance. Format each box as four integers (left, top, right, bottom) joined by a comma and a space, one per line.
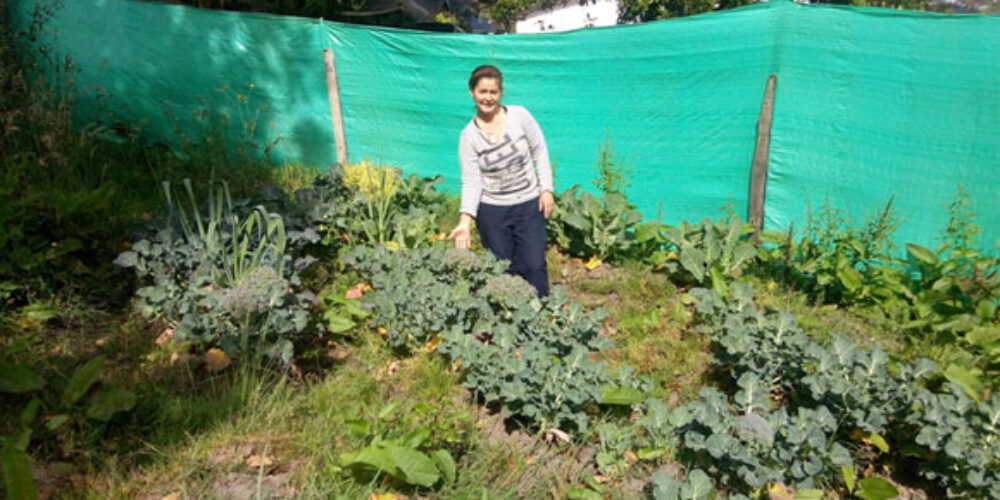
592, 133, 632, 196
906, 384, 1000, 498
342, 245, 631, 432
650, 468, 716, 500
546, 135, 645, 263
318, 282, 371, 335
115, 180, 313, 364
342, 160, 403, 245
593, 421, 636, 477
618, 0, 929, 25
339, 402, 457, 489
305, 161, 449, 252
547, 186, 643, 263
1, 356, 136, 499
671, 385, 853, 491
478, 0, 563, 32
757, 189, 999, 379
759, 198, 908, 313
664, 217, 758, 295
341, 246, 509, 352
618, 0, 753, 24
904, 186, 1000, 347
682, 284, 1000, 497
440, 285, 616, 432
0, 6, 161, 308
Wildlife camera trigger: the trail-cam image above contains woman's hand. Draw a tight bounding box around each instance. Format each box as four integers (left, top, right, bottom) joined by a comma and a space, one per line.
448, 214, 474, 249
539, 191, 555, 219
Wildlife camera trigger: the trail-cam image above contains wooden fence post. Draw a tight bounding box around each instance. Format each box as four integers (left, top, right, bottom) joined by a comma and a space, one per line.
323, 48, 348, 166
748, 75, 777, 236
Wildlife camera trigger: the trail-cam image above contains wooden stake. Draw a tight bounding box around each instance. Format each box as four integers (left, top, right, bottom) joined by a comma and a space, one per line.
749, 74, 777, 235
323, 48, 348, 165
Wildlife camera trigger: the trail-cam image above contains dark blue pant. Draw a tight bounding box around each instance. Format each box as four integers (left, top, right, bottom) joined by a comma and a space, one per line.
477, 197, 549, 297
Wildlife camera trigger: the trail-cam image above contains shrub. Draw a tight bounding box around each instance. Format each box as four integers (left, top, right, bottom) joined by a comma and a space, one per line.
679, 284, 998, 497
342, 245, 629, 432
115, 180, 313, 364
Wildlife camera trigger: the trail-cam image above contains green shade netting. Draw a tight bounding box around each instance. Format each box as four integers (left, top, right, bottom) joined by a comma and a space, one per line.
9, 0, 999, 250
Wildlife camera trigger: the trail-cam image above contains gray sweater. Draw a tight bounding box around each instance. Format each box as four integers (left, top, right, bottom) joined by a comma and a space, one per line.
458, 105, 554, 217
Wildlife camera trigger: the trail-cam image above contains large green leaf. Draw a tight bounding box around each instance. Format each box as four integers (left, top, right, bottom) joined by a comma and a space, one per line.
679, 246, 706, 282
566, 488, 604, 500
384, 444, 440, 487
563, 212, 591, 232
61, 356, 105, 407
759, 229, 790, 245
681, 469, 714, 499
651, 470, 681, 500
841, 465, 856, 492
709, 267, 728, 297
943, 364, 983, 402
975, 300, 997, 321
430, 448, 456, 484
864, 432, 890, 453
729, 242, 758, 271
792, 489, 824, 500
966, 327, 1000, 350
837, 267, 863, 292
599, 386, 645, 405
86, 387, 137, 421
1, 442, 38, 500
338, 445, 398, 476
906, 243, 938, 266
0, 364, 45, 394
401, 427, 430, 449
856, 477, 898, 500
323, 313, 355, 333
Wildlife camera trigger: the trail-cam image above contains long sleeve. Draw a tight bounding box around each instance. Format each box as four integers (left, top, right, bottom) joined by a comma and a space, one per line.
458, 131, 482, 217
522, 109, 553, 193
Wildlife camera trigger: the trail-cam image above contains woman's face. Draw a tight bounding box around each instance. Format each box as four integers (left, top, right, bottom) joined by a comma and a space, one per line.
470, 77, 502, 116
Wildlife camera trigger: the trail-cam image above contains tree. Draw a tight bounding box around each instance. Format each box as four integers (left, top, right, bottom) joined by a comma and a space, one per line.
480, 0, 562, 32
618, 0, 753, 24
615, 0, 963, 24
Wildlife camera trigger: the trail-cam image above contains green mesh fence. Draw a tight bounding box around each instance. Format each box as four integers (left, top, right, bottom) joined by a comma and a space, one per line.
9, 0, 999, 250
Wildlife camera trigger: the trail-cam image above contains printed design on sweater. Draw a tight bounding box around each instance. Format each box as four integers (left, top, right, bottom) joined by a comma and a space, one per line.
477, 132, 535, 196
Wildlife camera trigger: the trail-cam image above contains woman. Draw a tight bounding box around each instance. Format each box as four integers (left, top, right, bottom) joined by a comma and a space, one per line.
448, 65, 555, 296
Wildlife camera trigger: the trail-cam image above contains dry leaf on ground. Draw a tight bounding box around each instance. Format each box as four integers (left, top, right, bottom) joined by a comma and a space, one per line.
205, 348, 231, 373
245, 454, 274, 468
155, 326, 175, 346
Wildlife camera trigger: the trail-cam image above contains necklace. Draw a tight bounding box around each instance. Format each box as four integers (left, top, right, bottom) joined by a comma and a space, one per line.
476, 109, 505, 144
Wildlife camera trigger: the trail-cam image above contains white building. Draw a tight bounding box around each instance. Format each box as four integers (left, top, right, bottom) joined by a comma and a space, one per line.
515, 0, 618, 33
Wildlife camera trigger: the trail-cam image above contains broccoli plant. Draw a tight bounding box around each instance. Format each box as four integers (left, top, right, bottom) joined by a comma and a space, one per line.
343, 245, 629, 432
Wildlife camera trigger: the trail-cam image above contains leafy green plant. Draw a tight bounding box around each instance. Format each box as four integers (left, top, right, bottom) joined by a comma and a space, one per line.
760, 198, 909, 314
905, 384, 1000, 498
592, 132, 632, 196
547, 186, 643, 263
343, 245, 633, 432
664, 217, 758, 295
650, 468, 716, 500
115, 180, 313, 363
320, 160, 449, 250
318, 283, 371, 335
338, 402, 457, 489
547, 135, 643, 263
672, 385, 854, 492
0, 8, 170, 308
904, 186, 1000, 346
685, 284, 1000, 498
341, 246, 509, 352
1, 356, 136, 500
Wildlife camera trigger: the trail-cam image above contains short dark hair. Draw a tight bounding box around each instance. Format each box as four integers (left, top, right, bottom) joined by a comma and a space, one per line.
468, 65, 503, 90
